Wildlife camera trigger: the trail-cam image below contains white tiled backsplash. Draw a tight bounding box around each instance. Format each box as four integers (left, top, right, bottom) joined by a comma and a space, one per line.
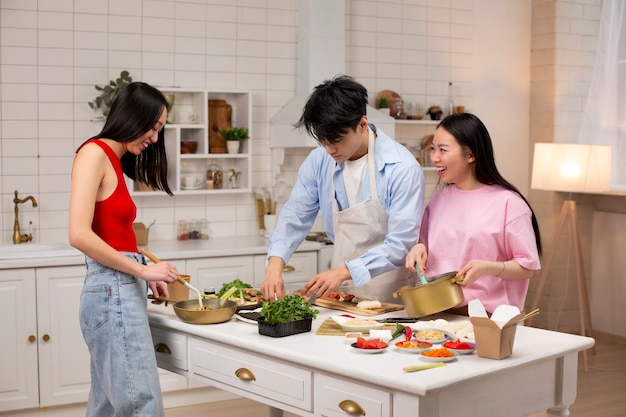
1, 0, 536, 246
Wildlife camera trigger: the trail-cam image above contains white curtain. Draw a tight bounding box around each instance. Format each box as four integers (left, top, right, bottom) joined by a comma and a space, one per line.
577, 0, 626, 189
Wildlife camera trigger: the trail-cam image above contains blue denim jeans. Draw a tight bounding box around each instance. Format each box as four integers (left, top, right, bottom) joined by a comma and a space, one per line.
80, 252, 164, 417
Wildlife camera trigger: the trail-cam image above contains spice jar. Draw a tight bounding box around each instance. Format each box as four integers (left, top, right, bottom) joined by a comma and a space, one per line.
206, 160, 223, 189
188, 219, 200, 239
177, 220, 189, 240
199, 219, 209, 239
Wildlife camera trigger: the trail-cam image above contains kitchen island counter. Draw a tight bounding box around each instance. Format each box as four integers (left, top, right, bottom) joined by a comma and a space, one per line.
148, 304, 594, 417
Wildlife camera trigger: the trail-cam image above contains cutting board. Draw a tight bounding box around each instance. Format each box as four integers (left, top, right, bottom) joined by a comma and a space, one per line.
312, 297, 405, 316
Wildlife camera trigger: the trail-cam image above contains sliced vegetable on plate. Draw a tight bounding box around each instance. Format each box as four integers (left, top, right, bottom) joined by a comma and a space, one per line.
419, 348, 458, 362
443, 339, 476, 355
351, 337, 388, 353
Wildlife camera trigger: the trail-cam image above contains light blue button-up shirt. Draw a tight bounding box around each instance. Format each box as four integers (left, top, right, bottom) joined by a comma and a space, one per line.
267, 125, 425, 286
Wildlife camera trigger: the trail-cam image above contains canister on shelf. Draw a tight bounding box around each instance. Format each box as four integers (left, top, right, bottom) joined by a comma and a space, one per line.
206, 160, 223, 189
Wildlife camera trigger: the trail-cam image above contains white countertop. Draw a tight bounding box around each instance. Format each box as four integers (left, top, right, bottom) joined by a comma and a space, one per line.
0, 236, 322, 269
148, 304, 594, 397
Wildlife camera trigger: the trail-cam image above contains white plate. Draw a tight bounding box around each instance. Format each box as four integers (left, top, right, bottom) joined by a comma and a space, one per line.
443, 341, 476, 355
419, 348, 458, 362
331, 315, 385, 332
350, 342, 387, 354
394, 340, 433, 353
234, 307, 262, 324
413, 328, 450, 344
181, 184, 204, 190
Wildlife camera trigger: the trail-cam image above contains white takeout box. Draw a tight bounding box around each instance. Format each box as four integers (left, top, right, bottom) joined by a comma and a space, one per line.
468, 299, 526, 360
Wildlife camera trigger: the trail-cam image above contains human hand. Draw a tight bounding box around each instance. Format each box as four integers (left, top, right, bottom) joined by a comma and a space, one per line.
261, 257, 286, 301
142, 261, 179, 283
301, 264, 350, 299
456, 260, 490, 286
149, 281, 170, 306
405, 243, 428, 274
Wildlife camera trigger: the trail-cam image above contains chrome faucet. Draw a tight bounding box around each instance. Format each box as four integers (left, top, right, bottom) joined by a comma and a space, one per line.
13, 190, 38, 244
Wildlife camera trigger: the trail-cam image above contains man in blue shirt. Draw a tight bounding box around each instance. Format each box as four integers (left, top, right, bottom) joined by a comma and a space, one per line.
262, 75, 425, 303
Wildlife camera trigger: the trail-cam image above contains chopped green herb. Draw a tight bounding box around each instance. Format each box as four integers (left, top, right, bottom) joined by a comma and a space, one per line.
260, 295, 319, 324
218, 279, 252, 297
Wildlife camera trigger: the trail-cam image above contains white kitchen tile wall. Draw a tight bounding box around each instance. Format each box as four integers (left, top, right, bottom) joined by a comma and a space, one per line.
0, 0, 592, 247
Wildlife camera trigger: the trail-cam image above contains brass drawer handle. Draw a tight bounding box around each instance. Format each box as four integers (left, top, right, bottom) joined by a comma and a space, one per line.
235, 367, 256, 381
42, 334, 50, 342
339, 399, 365, 415
154, 343, 172, 355
28, 335, 36, 343
282, 265, 295, 272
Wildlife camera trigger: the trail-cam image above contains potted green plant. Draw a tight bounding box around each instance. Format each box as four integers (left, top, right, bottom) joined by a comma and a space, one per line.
258, 295, 319, 337
220, 127, 249, 154
88, 70, 133, 119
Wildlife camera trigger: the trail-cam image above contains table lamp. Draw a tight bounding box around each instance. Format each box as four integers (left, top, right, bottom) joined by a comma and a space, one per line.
528, 143, 611, 371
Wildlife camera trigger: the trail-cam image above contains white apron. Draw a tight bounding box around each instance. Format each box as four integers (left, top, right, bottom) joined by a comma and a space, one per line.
331, 127, 415, 303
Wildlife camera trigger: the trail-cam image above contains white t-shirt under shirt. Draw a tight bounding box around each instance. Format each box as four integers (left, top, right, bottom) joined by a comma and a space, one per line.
343, 153, 368, 208
420, 184, 541, 312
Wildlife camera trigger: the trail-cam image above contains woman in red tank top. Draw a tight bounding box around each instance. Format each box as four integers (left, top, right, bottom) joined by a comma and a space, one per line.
69, 82, 179, 417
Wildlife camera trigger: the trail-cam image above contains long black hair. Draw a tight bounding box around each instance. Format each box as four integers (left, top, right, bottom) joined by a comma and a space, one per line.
438, 113, 542, 255
83, 82, 172, 195
295, 74, 368, 144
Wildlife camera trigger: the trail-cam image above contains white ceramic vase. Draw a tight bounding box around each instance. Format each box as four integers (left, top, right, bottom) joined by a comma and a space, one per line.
227, 141, 240, 154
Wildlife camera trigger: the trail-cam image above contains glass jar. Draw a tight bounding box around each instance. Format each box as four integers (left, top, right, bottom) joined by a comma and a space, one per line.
199, 219, 209, 239
206, 160, 223, 189
177, 220, 189, 240
188, 219, 200, 239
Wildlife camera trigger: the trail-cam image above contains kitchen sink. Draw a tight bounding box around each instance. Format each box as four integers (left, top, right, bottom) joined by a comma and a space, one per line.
0, 243, 82, 260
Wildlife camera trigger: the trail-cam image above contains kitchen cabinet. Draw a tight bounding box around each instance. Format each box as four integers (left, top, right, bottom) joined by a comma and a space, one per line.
147, 306, 594, 417
0, 268, 38, 411
129, 88, 252, 196
186, 256, 255, 293
189, 338, 313, 413
186, 251, 318, 295
35, 266, 92, 407
0, 266, 90, 412
253, 252, 317, 293
0, 264, 190, 414
315, 373, 391, 417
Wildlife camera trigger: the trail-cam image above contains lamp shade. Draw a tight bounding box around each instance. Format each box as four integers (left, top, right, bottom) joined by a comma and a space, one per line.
531, 143, 611, 193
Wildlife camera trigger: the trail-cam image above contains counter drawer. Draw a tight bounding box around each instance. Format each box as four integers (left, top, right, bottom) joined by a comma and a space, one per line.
315, 373, 391, 417
189, 338, 312, 411
150, 326, 188, 373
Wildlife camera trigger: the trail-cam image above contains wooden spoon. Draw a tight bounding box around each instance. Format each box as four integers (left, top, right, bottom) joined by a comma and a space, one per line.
139, 247, 205, 309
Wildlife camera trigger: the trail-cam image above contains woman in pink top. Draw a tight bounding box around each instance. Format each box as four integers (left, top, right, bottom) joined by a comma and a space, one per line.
406, 113, 542, 314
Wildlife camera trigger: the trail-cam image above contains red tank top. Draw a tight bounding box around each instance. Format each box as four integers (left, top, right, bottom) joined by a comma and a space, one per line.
83, 140, 138, 253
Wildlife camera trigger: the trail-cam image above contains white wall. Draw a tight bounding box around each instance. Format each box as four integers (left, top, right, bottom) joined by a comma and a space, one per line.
0, 0, 532, 245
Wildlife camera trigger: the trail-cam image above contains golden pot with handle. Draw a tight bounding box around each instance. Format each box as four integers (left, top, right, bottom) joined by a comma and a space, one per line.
393, 271, 465, 317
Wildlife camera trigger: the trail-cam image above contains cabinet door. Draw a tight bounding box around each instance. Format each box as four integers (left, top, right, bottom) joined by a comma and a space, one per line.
186, 256, 254, 293
36, 265, 91, 407
0, 269, 38, 412
252, 252, 317, 293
